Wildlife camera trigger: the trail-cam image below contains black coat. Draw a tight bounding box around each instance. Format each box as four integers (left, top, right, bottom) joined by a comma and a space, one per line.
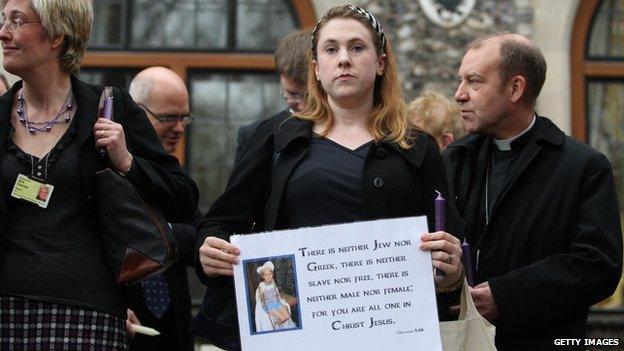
234, 119, 262, 163
192, 113, 464, 350
443, 116, 623, 351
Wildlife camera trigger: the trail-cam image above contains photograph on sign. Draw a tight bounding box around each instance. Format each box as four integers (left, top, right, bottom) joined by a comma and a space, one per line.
241, 254, 302, 334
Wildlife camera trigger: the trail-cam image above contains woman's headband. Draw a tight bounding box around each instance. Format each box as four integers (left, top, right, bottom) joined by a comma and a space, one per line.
312, 5, 386, 55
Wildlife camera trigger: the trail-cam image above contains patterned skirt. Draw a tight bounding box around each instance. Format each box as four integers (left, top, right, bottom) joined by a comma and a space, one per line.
0, 295, 128, 351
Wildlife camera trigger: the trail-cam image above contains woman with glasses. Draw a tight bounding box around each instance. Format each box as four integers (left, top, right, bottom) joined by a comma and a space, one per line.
193, 5, 464, 349
0, 0, 198, 350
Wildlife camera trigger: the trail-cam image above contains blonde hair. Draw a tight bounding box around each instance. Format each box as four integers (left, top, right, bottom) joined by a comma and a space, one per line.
295, 5, 412, 149
407, 91, 466, 142
1, 0, 93, 75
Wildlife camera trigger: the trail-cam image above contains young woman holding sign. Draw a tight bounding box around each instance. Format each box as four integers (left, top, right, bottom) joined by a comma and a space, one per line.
193, 5, 464, 348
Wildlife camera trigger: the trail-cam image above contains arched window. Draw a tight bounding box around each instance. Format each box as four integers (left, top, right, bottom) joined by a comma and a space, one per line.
81, 0, 316, 211
571, 0, 624, 308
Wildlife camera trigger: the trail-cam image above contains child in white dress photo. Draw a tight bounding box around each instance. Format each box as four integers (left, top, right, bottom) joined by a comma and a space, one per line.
254, 261, 297, 332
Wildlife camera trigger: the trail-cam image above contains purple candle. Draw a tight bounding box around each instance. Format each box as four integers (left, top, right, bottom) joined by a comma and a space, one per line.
433, 191, 446, 277
102, 96, 113, 120
434, 191, 445, 232
99, 97, 113, 157
462, 239, 475, 287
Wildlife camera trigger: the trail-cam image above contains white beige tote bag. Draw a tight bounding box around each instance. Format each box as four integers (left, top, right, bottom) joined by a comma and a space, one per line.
439, 279, 497, 351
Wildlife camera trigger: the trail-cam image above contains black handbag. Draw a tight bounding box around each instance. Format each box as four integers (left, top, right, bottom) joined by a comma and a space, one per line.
95, 86, 177, 285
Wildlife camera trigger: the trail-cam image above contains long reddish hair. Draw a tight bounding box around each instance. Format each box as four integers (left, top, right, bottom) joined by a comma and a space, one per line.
294, 5, 413, 149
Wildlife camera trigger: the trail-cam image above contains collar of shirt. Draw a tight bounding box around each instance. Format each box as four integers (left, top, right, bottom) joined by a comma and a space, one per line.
493, 114, 537, 151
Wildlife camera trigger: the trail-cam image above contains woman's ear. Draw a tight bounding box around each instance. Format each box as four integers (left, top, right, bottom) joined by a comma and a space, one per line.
50, 34, 65, 49
376, 53, 387, 76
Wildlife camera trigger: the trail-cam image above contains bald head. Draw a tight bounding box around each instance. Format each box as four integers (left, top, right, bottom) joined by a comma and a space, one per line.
468, 33, 546, 106
130, 67, 190, 153
129, 67, 188, 106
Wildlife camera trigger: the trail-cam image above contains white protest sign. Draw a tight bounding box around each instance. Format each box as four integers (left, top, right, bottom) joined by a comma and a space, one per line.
231, 216, 442, 351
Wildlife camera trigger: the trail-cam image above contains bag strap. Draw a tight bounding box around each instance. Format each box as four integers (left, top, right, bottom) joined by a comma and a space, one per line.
458, 278, 494, 328
458, 278, 479, 319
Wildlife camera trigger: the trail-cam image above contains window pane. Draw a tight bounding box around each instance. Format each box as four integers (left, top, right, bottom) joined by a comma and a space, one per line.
188, 72, 282, 212
90, 0, 300, 52
131, 0, 228, 49
587, 80, 624, 207
236, 0, 297, 50
587, 0, 624, 59
90, 0, 126, 49
587, 79, 624, 308
78, 68, 140, 88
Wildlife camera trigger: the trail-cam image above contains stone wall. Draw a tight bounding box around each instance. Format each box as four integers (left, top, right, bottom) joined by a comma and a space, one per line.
357, 0, 534, 102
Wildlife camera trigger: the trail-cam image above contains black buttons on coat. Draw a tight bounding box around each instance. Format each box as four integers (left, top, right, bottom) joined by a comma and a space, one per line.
375, 147, 387, 159
372, 147, 386, 188
373, 177, 384, 188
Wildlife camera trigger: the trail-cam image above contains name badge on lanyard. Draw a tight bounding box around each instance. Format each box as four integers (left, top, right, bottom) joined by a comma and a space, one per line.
11, 173, 54, 208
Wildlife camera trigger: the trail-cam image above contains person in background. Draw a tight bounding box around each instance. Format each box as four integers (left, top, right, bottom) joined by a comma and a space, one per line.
0, 1, 198, 350
445, 33, 622, 350
407, 90, 466, 151
129, 67, 191, 154
234, 29, 310, 162
126, 66, 199, 351
193, 5, 464, 350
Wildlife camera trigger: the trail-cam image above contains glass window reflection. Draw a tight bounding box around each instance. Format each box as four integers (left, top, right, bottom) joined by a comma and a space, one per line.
131, 0, 228, 49
79, 68, 140, 88
90, 0, 297, 51
587, 0, 624, 59
91, 0, 126, 48
189, 72, 282, 211
236, 0, 297, 50
587, 79, 624, 308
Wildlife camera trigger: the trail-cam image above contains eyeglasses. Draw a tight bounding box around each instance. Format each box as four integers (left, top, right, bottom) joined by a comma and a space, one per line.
139, 103, 193, 126
0, 17, 40, 32
283, 90, 304, 102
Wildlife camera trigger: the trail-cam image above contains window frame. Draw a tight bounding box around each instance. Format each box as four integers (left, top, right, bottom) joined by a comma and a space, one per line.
571, 0, 624, 141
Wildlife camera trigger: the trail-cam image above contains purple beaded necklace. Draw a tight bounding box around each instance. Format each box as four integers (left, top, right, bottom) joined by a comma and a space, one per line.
17, 89, 74, 134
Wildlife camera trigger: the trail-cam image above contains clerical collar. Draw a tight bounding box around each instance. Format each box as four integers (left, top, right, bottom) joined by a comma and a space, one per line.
493, 114, 536, 151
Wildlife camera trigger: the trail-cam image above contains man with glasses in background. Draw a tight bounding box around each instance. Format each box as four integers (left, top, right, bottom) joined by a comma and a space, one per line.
131, 67, 193, 154
126, 66, 198, 351
234, 29, 310, 162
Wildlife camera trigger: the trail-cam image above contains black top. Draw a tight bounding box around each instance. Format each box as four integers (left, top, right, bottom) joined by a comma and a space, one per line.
0, 121, 124, 316
281, 136, 372, 229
